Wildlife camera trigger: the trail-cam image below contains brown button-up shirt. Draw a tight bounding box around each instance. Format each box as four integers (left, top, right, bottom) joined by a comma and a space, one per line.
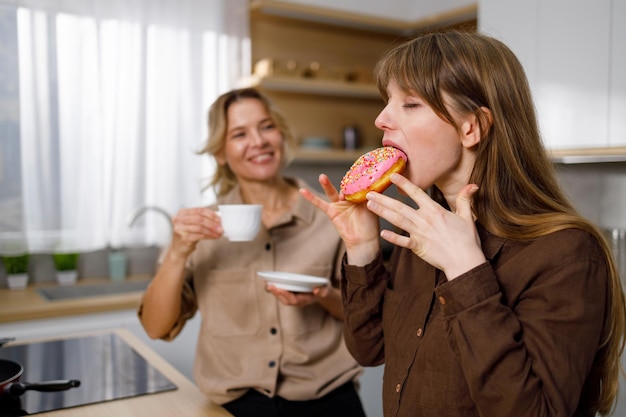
144, 179, 361, 405
342, 224, 608, 417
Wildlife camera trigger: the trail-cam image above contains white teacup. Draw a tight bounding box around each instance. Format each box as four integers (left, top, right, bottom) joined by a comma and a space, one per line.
218, 204, 263, 242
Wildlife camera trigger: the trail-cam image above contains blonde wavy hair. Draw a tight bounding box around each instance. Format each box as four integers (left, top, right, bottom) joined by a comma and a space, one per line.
375, 30, 626, 415
198, 87, 296, 196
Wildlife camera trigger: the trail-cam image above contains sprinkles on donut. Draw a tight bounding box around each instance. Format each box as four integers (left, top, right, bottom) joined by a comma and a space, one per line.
340, 146, 407, 203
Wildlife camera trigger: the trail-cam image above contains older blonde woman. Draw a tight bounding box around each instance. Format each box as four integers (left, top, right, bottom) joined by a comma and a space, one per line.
139, 88, 365, 417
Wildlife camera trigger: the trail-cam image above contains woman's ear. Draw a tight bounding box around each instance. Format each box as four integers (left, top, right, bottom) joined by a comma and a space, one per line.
215, 148, 227, 166
460, 106, 492, 148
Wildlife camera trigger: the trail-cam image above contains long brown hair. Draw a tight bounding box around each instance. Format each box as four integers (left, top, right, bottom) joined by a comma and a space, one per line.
376, 30, 625, 415
197, 87, 296, 196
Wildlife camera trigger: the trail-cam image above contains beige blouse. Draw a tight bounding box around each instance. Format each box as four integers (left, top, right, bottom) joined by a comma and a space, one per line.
143, 179, 361, 405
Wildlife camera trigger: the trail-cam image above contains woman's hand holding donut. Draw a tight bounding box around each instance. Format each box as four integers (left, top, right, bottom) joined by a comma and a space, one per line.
366, 174, 486, 280
170, 207, 223, 259
300, 174, 381, 266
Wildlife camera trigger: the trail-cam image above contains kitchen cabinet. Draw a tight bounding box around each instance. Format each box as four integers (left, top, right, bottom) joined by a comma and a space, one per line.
610, 0, 626, 147
248, 72, 383, 164
534, 0, 611, 150
479, 0, 620, 151
249, 6, 476, 165
248, 11, 395, 162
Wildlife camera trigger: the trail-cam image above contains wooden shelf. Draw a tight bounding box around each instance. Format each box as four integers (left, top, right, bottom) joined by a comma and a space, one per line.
292, 148, 370, 164
246, 75, 380, 99
549, 147, 626, 164
250, 0, 477, 35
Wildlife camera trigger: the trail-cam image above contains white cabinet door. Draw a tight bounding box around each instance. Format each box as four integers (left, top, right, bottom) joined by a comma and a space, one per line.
610, 0, 626, 146
479, 0, 612, 150
534, 0, 611, 149
478, 0, 539, 88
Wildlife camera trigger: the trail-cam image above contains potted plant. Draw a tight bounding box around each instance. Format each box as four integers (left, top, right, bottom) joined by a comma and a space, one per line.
53, 252, 79, 286
1, 254, 30, 290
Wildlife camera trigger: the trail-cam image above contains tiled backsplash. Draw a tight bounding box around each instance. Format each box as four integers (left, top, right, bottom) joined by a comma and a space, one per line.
0, 246, 161, 287
555, 162, 626, 229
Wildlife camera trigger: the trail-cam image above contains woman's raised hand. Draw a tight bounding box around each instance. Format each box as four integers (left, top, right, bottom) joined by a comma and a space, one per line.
300, 174, 381, 265
365, 174, 486, 280
170, 207, 223, 257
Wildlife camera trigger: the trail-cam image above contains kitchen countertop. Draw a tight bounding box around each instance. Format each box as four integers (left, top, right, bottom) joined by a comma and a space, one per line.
2, 328, 232, 417
0, 275, 149, 323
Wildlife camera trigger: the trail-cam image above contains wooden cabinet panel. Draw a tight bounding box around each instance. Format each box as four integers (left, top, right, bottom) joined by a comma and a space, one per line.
249, 13, 401, 155
249, 8, 477, 163
263, 90, 383, 151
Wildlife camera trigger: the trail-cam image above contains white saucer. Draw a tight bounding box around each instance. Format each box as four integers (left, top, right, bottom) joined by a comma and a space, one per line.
257, 271, 329, 293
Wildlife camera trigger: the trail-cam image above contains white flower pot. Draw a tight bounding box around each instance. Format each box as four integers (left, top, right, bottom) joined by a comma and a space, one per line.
56, 270, 78, 286
7, 273, 29, 290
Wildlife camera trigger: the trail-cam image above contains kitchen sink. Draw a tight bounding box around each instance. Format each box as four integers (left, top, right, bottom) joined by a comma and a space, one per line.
37, 280, 150, 301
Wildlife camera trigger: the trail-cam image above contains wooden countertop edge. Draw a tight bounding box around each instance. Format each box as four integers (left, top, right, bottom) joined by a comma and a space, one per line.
0, 292, 143, 323
115, 328, 196, 389
0, 276, 149, 323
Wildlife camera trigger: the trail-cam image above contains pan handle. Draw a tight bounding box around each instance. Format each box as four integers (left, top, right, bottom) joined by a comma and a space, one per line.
6, 379, 81, 396
0, 337, 16, 347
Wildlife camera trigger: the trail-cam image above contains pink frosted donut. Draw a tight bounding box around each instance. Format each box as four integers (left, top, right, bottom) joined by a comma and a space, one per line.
340, 146, 407, 203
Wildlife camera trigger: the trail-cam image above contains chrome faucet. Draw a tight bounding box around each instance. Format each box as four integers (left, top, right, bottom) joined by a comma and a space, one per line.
127, 206, 174, 236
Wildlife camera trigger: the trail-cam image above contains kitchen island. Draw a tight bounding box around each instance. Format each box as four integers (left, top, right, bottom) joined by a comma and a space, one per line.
0, 328, 232, 417
0, 275, 385, 417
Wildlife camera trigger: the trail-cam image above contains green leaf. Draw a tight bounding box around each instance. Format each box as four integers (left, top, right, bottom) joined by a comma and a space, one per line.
1, 255, 29, 274
52, 253, 79, 271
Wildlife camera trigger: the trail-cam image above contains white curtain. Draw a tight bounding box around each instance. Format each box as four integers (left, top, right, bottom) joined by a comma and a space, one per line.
0, 0, 250, 254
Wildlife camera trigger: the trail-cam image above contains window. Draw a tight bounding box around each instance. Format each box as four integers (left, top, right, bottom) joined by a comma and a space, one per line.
0, 0, 250, 254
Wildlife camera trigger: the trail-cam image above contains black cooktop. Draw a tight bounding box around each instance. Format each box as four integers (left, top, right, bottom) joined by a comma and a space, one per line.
0, 333, 176, 416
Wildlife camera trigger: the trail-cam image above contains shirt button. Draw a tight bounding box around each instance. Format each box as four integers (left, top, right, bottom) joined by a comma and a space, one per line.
416, 328, 423, 337
268, 361, 276, 368
265, 243, 271, 251
395, 383, 401, 393
270, 327, 277, 335
438, 296, 447, 305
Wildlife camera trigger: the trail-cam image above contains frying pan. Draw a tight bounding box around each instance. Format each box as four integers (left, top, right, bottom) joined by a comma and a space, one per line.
0, 359, 80, 396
